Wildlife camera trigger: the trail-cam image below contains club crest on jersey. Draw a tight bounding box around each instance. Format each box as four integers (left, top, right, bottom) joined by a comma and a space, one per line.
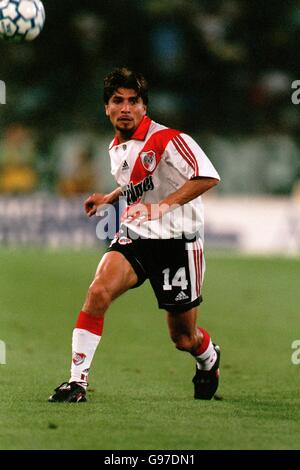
140, 150, 156, 172
72, 352, 86, 366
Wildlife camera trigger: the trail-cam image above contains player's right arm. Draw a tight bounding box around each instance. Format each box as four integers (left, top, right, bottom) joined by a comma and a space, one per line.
84, 187, 122, 217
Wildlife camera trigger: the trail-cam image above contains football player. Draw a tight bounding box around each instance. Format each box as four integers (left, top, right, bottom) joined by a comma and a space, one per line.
49, 68, 221, 403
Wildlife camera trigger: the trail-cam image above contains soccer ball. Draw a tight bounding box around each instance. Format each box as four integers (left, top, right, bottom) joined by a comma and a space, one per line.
0, 0, 45, 42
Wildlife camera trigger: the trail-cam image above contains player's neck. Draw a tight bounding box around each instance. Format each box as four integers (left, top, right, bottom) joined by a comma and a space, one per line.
115, 129, 134, 144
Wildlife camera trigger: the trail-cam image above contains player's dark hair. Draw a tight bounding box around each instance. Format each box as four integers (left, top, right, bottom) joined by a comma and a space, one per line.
103, 67, 148, 105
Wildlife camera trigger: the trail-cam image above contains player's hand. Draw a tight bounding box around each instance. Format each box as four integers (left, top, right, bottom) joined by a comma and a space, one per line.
84, 193, 108, 217
121, 203, 166, 225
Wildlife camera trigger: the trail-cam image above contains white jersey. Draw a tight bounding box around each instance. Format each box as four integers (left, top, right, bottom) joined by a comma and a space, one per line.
109, 116, 220, 240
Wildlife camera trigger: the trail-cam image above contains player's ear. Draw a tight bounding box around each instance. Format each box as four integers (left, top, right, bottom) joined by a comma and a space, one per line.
105, 104, 109, 116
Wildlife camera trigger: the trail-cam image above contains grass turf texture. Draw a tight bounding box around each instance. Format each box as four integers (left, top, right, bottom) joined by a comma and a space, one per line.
0, 248, 299, 450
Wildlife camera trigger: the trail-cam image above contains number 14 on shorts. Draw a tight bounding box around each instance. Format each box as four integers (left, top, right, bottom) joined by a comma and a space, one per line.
162, 267, 188, 291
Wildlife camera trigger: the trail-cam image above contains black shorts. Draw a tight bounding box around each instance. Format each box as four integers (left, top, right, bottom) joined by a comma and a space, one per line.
107, 230, 204, 312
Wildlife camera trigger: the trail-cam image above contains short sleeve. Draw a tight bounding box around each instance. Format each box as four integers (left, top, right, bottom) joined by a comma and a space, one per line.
165, 133, 220, 181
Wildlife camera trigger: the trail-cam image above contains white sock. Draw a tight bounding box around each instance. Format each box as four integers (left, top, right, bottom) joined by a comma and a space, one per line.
69, 328, 102, 387
195, 339, 217, 371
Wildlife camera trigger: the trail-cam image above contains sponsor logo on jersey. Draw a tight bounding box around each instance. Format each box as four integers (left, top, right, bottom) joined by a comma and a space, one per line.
122, 175, 154, 204
140, 150, 156, 172
72, 352, 86, 366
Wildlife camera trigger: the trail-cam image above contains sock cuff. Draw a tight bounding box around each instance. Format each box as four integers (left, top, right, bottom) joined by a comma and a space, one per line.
195, 327, 211, 355
75, 310, 104, 336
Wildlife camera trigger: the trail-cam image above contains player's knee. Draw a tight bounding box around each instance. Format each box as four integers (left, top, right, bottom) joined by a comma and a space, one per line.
172, 334, 194, 352
86, 282, 111, 312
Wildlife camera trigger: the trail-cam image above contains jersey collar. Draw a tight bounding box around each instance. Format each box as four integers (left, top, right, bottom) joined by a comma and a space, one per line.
109, 116, 152, 149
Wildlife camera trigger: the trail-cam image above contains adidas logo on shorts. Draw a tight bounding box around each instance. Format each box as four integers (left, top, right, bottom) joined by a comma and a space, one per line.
175, 291, 189, 301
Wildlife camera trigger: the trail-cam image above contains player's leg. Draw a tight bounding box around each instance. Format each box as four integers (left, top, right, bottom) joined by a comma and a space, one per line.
82, 250, 139, 315
70, 251, 138, 380
166, 306, 217, 365
166, 306, 200, 354
166, 307, 220, 400
49, 251, 138, 403
146, 238, 220, 400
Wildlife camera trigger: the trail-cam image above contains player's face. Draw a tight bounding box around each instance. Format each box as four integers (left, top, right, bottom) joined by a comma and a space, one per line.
105, 88, 147, 136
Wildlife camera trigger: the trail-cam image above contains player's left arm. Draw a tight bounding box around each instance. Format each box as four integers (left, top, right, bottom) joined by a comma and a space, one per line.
123, 177, 219, 222
158, 176, 219, 215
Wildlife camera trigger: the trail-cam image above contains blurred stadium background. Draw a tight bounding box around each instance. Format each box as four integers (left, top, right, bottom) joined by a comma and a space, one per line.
1, 0, 300, 451
1, 0, 300, 253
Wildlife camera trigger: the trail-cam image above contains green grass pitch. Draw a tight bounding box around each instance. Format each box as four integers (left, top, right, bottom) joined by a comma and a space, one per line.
0, 248, 299, 450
